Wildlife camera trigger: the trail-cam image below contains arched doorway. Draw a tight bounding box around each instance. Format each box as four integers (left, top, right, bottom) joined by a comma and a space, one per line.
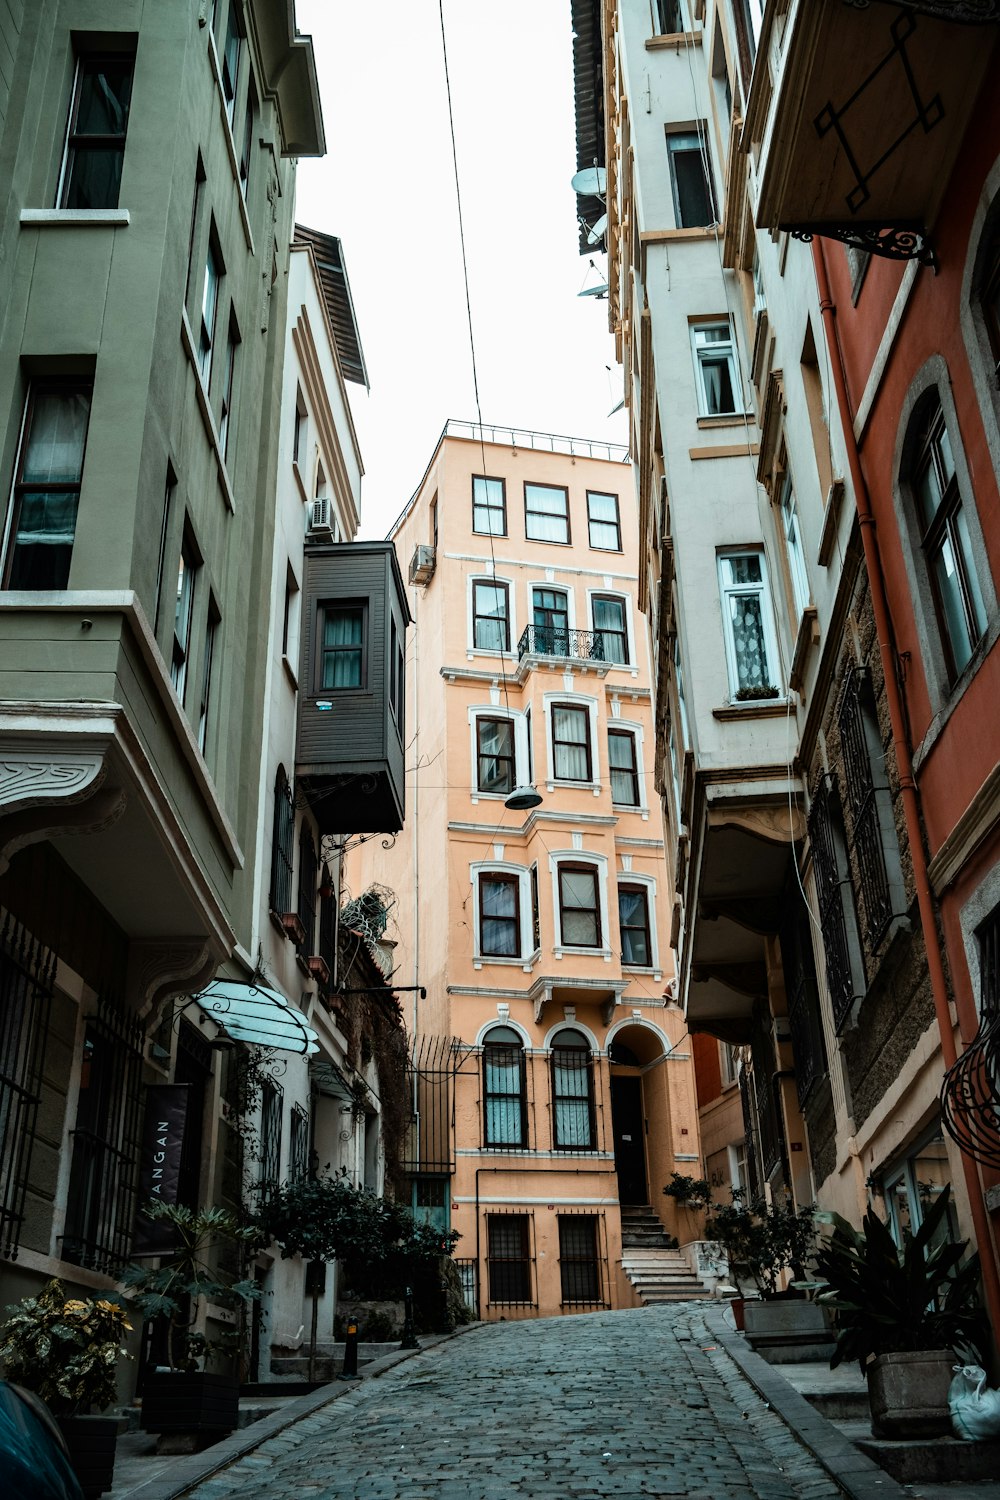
607, 1024, 667, 1206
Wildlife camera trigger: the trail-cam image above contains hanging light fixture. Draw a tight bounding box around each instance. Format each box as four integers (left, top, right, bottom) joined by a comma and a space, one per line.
505, 784, 542, 811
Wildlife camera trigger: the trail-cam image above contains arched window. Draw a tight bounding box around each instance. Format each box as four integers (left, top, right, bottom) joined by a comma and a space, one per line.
268, 765, 294, 916
907, 394, 987, 680
297, 823, 317, 956
550, 1029, 595, 1150
482, 1026, 526, 1147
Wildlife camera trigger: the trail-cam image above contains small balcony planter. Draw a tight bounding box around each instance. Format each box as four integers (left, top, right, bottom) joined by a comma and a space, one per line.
307, 954, 331, 987
280, 911, 306, 945
56, 1414, 120, 1498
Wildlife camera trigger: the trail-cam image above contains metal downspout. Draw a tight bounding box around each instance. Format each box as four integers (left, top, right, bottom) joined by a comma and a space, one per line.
811, 239, 1000, 1341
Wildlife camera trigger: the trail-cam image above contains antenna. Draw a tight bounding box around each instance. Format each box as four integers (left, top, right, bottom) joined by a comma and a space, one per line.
587, 213, 608, 246
571, 166, 607, 197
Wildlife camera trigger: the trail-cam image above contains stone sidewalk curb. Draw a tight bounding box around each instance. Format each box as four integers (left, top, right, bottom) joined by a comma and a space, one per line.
702, 1305, 909, 1500
117, 1325, 478, 1500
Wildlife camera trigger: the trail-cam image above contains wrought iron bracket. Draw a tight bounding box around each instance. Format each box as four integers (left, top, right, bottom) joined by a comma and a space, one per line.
843, 0, 1000, 23
941, 1009, 1000, 1169
787, 224, 936, 267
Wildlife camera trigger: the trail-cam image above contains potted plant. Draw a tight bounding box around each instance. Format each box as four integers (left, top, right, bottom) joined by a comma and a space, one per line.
122, 1202, 260, 1445
0, 1278, 132, 1497
812, 1184, 987, 1437
662, 1172, 712, 1210
704, 1191, 826, 1351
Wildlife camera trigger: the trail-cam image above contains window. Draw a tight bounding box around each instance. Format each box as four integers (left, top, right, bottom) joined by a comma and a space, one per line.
717, 551, 780, 699
778, 472, 810, 619
3, 384, 92, 590
239, 76, 257, 197
282, 564, 300, 664
258, 1079, 282, 1203
558, 1216, 601, 1304
197, 597, 219, 753
320, 602, 366, 689
293, 393, 307, 465
482, 1027, 526, 1147
199, 234, 223, 388
58, 52, 133, 209
525, 482, 570, 544
692, 322, 740, 416
910, 398, 987, 678
530, 863, 540, 950
472, 579, 510, 652
587, 490, 621, 551
297, 824, 317, 956
980, 222, 1000, 385
619, 884, 652, 966
185, 156, 206, 307
478, 873, 521, 958
389, 617, 405, 736
154, 470, 174, 634
268, 765, 295, 916
289, 1104, 310, 1182
808, 773, 865, 1033
221, 1, 243, 127
608, 728, 640, 806
552, 704, 592, 781
592, 594, 629, 663
667, 130, 716, 228
218, 315, 239, 456
532, 586, 569, 655
486, 1213, 531, 1304
838, 666, 905, 948
0, 919, 53, 1261
472, 475, 506, 536
171, 527, 200, 701
550, 1030, 595, 1150
476, 717, 516, 794
881, 1127, 958, 1256
655, 0, 684, 32
558, 864, 601, 948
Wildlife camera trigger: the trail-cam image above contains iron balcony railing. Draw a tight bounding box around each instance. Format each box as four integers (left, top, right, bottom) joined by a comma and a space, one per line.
517, 625, 607, 663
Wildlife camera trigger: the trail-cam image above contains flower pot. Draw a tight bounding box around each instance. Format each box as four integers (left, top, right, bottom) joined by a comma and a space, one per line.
867, 1349, 954, 1438
56, 1414, 118, 1499
742, 1300, 835, 1364
140, 1371, 239, 1435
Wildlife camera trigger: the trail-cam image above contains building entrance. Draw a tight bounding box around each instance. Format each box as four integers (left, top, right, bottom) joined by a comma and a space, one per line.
610, 1075, 647, 1204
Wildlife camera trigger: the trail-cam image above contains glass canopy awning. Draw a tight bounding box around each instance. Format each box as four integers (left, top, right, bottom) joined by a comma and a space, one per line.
193, 980, 320, 1056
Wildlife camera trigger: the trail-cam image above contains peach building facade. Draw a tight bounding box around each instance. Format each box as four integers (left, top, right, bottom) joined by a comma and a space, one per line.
349, 422, 702, 1319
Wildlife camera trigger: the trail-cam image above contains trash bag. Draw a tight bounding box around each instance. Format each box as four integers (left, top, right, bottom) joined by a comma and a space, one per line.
948, 1363, 1000, 1441
0, 1381, 84, 1499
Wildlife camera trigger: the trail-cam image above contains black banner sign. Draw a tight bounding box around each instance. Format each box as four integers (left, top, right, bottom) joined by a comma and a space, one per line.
132, 1083, 190, 1256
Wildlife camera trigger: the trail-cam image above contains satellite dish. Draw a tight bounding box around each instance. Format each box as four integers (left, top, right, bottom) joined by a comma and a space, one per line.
578, 282, 609, 299
571, 166, 607, 197
587, 213, 608, 245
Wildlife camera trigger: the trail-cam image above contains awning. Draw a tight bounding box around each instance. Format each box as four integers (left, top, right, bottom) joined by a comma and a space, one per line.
193, 980, 319, 1056
310, 1058, 354, 1102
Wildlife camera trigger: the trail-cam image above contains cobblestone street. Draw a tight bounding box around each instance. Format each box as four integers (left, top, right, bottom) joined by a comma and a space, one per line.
184, 1305, 843, 1500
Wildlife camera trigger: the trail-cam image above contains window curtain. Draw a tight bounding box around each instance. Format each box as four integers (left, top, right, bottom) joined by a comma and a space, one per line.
481, 879, 518, 956
474, 583, 508, 651
619, 889, 650, 965
24, 392, 90, 483
553, 707, 588, 779
484, 1046, 524, 1144
322, 610, 362, 688
560, 869, 599, 946
701, 353, 735, 414
592, 598, 626, 662
479, 720, 513, 793
525, 485, 568, 542
727, 592, 770, 691
553, 1050, 592, 1147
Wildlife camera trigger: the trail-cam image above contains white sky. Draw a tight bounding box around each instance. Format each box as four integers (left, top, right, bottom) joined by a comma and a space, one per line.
293, 0, 629, 540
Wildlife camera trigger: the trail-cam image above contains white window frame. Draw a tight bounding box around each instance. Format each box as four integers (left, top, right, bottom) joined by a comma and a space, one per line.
777, 470, 810, 620
717, 549, 782, 701
587, 587, 635, 667
617, 872, 660, 975
548, 850, 612, 959
467, 573, 516, 658
543, 691, 602, 793
468, 706, 532, 802
470, 862, 536, 967
691, 320, 742, 417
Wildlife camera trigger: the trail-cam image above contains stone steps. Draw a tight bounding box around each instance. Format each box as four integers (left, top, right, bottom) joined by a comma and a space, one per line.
619, 1205, 675, 1250
620, 1243, 713, 1305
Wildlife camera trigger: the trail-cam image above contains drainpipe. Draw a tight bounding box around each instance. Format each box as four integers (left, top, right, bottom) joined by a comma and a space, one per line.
812, 240, 1000, 1341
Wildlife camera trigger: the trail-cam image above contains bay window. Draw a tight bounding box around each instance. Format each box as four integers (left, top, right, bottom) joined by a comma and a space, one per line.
319, 602, 366, 689
717, 551, 780, 700
3, 384, 92, 590
558, 864, 601, 948
608, 728, 640, 806
552, 704, 592, 781
619, 884, 652, 967
478, 872, 521, 958
476, 717, 516, 795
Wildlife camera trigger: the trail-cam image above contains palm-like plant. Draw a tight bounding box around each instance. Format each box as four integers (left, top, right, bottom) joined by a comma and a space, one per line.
812, 1185, 987, 1371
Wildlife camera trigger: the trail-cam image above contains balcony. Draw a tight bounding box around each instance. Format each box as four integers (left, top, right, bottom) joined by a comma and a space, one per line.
751, 0, 999, 263
516, 625, 612, 673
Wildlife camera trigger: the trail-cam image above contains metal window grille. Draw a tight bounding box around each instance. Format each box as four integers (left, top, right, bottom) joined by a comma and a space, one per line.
738, 1066, 761, 1199
289, 1103, 309, 1181
482, 1037, 528, 1147
838, 668, 892, 945
455, 1256, 478, 1313
405, 1035, 468, 1176
258, 1080, 283, 1201
269, 767, 295, 915
780, 907, 827, 1106
297, 825, 318, 955
0, 912, 54, 1261
318, 868, 336, 992
750, 1007, 786, 1186
808, 773, 864, 1031
551, 1048, 595, 1149
558, 1214, 604, 1306
486, 1212, 534, 1306
62, 993, 144, 1272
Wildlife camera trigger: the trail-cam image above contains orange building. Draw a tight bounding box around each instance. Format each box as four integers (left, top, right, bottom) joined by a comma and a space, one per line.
348, 421, 703, 1319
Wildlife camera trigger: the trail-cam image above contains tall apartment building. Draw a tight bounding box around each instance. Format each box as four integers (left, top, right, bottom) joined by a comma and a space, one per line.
570, 0, 1000, 1345
349, 421, 703, 1320
0, 0, 411, 1388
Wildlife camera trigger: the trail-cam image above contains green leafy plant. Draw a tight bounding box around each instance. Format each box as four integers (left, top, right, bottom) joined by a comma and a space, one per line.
704, 1190, 816, 1298
0, 1279, 132, 1415
121, 1202, 260, 1372
811, 1185, 987, 1371
662, 1172, 712, 1207
734, 684, 779, 701
254, 1174, 459, 1298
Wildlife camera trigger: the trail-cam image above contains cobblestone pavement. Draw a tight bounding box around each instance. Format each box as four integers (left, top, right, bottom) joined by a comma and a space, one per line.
185, 1304, 844, 1500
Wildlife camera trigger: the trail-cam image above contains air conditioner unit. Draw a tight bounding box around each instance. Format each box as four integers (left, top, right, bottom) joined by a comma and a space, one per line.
408, 543, 436, 585
308, 497, 334, 539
